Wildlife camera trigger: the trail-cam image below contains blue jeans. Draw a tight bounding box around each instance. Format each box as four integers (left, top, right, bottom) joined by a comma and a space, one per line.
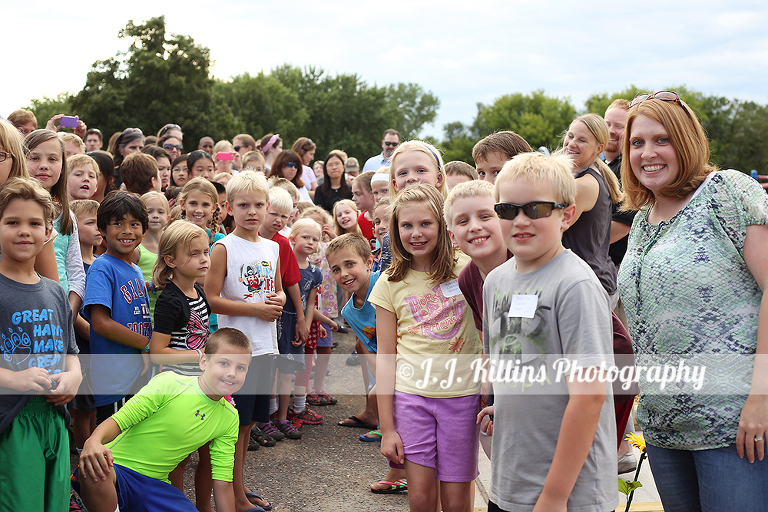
646, 442, 768, 512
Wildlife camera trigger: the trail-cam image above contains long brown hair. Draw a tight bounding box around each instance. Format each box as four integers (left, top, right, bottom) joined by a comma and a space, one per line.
386, 184, 456, 284
23, 129, 73, 235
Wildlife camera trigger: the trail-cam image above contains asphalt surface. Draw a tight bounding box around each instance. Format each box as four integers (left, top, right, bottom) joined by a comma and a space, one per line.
192, 327, 410, 511
72, 327, 411, 512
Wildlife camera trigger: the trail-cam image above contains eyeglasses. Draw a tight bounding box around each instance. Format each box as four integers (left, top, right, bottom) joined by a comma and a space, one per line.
0, 151, 13, 163
384, 141, 399, 147
630, 91, 682, 108
285, 162, 299, 169
163, 144, 184, 151
494, 201, 567, 220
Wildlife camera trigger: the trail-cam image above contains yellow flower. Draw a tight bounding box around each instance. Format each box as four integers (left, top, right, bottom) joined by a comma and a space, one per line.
625, 432, 646, 452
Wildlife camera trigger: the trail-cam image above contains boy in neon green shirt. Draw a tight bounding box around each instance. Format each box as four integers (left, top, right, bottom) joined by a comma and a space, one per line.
76, 328, 252, 512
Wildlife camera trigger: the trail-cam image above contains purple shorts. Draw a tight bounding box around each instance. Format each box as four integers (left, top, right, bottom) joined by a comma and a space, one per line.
316, 322, 333, 348
392, 391, 480, 482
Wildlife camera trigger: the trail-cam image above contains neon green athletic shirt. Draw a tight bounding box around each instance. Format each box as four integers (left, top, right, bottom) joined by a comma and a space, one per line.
108, 372, 238, 483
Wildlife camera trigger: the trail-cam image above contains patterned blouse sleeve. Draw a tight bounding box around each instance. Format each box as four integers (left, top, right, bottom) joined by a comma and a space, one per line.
711, 170, 768, 255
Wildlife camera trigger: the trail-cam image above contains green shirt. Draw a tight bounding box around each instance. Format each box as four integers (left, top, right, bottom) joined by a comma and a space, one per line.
618, 170, 768, 450
108, 372, 238, 482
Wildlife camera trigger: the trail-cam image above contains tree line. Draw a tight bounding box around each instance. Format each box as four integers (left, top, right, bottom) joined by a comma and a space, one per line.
25, 16, 768, 174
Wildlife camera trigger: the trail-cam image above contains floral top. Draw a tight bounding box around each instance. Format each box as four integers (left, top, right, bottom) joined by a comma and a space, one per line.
312, 241, 338, 320
618, 170, 768, 450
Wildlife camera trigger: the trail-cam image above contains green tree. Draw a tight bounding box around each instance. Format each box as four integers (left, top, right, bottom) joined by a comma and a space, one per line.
438, 121, 475, 164
71, 16, 233, 152
384, 83, 440, 140
471, 90, 577, 151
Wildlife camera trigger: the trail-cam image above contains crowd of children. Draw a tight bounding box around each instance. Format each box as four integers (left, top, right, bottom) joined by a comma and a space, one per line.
6, 105, 763, 512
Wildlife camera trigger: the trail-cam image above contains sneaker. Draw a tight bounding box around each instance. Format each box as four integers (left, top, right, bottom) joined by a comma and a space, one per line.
274, 419, 303, 439
259, 421, 285, 441
346, 352, 360, 366
307, 392, 324, 406
317, 389, 338, 405
293, 407, 324, 425
249, 425, 277, 450
618, 452, 637, 474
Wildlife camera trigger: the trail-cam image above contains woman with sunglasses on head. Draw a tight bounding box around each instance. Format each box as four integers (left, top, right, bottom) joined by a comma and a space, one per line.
618, 92, 768, 512
266, 150, 311, 202
112, 128, 146, 188
156, 123, 183, 141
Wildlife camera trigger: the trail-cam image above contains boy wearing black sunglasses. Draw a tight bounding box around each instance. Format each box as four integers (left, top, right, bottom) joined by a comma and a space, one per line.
477, 152, 617, 512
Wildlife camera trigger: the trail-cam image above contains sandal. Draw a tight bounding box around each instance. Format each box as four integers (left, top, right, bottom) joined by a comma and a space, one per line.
370, 479, 408, 494
245, 491, 273, 511
360, 430, 382, 442
249, 425, 276, 449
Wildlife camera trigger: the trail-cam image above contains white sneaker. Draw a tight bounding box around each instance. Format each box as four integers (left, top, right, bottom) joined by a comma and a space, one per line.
618, 452, 637, 474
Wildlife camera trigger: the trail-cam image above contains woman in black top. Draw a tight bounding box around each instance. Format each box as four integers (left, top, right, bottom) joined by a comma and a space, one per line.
313, 151, 352, 214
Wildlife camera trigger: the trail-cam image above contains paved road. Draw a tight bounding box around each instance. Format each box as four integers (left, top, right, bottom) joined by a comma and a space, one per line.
194, 328, 409, 512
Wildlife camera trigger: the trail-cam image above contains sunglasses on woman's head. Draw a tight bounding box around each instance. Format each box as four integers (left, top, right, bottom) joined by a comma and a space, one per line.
494, 201, 567, 220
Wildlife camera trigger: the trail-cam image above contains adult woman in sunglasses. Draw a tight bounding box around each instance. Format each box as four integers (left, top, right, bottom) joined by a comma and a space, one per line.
561, 113, 624, 302
266, 150, 311, 202
113, 128, 146, 187
618, 92, 768, 511
158, 133, 183, 161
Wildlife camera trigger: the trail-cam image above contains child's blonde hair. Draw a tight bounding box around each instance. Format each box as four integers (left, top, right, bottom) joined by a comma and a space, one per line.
333, 199, 361, 236
290, 218, 322, 244
70, 199, 99, 218
141, 191, 171, 215
242, 151, 265, 171
58, 132, 85, 154
226, 170, 270, 205
0, 119, 29, 180
153, 220, 208, 290
387, 184, 455, 284
388, 140, 447, 198
269, 176, 299, 202
300, 206, 333, 241
444, 180, 494, 228
67, 153, 100, 179
175, 178, 221, 234
0, 177, 55, 229
268, 187, 293, 215
495, 152, 577, 205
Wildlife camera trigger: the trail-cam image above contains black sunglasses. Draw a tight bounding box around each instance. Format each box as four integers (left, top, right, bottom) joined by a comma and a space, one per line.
384, 141, 399, 147
163, 144, 184, 151
494, 201, 567, 220
158, 123, 181, 137
122, 127, 143, 135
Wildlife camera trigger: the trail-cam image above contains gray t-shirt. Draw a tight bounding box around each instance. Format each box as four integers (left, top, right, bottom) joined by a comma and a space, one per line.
0, 273, 78, 434
483, 250, 617, 512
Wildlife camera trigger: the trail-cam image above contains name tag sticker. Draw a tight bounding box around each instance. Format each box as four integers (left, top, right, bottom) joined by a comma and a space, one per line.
508, 295, 538, 318
439, 279, 461, 298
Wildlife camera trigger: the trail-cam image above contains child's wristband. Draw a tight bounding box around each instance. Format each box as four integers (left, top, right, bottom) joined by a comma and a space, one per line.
195, 348, 203, 358
142, 341, 151, 353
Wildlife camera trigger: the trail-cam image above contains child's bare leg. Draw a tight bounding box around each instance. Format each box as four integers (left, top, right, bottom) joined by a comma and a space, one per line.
195, 444, 214, 512
404, 460, 439, 512
72, 409, 96, 449
311, 346, 332, 392
169, 453, 190, 490
233, 422, 254, 512
440, 480, 473, 512
357, 338, 370, 391
277, 371, 293, 421
79, 466, 118, 512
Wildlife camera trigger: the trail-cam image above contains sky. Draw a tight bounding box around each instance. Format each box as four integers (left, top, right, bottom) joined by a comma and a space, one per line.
4, 0, 768, 139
